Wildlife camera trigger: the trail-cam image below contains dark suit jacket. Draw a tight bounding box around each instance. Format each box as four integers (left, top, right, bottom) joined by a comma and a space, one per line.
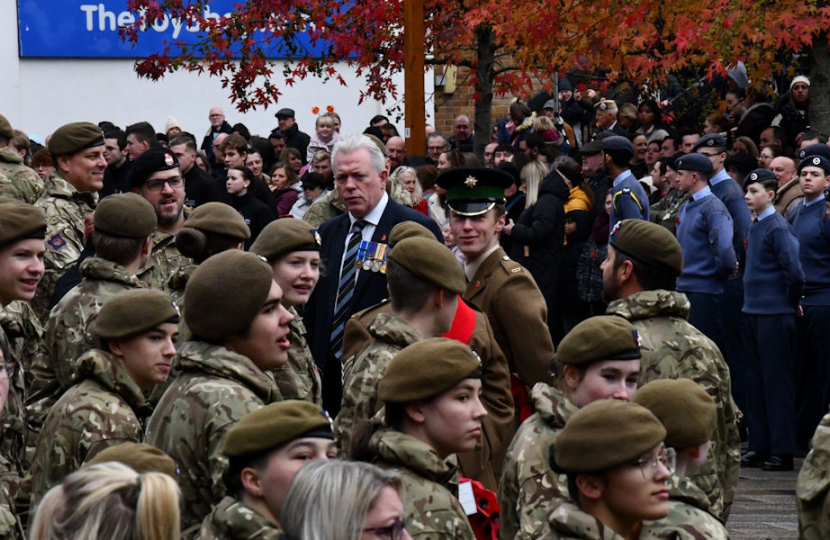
304, 198, 442, 370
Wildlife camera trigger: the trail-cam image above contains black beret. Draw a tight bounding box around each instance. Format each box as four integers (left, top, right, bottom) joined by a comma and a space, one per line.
300, 172, 327, 190
799, 144, 830, 161
436, 167, 513, 216
48, 122, 105, 155
93, 289, 179, 339
674, 153, 713, 174
94, 193, 157, 239
692, 133, 727, 151
799, 155, 830, 175
610, 219, 683, 276
128, 147, 180, 188
0, 198, 46, 248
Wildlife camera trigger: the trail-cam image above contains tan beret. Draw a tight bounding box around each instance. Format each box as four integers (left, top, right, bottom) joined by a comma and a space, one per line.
610, 219, 683, 277
250, 218, 320, 261
185, 250, 274, 341
223, 400, 333, 457
85, 442, 178, 479
48, 122, 105, 155
388, 237, 465, 294
0, 114, 13, 140
183, 202, 251, 240
388, 221, 435, 246
556, 315, 641, 366
379, 338, 482, 403
94, 193, 157, 239
594, 99, 618, 112
0, 198, 46, 248
554, 399, 666, 472
633, 379, 717, 450
94, 289, 179, 339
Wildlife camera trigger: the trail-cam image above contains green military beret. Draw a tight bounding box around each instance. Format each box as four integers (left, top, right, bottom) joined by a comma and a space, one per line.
554, 399, 666, 473
633, 379, 716, 450
388, 221, 434, 246
94, 193, 157, 239
183, 202, 251, 241
94, 289, 179, 340
379, 338, 482, 404
85, 442, 178, 479
185, 250, 274, 341
556, 315, 641, 366
0, 114, 13, 140
436, 167, 513, 216
0, 198, 46, 248
223, 400, 334, 457
610, 219, 684, 277
48, 122, 105, 156
388, 237, 465, 294
250, 218, 320, 262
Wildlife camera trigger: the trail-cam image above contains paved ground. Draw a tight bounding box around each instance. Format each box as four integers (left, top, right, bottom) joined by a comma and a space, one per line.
727, 460, 802, 539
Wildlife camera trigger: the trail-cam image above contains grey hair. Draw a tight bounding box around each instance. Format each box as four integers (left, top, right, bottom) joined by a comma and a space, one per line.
332, 134, 386, 175
281, 460, 404, 540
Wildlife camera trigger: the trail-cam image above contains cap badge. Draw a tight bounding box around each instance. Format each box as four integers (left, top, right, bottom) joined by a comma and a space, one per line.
814, 157, 821, 166
465, 175, 478, 188
312, 230, 322, 246
599, 102, 608, 111
610, 220, 623, 237
707, 139, 714, 146
750, 173, 758, 181
171, 301, 182, 317
164, 153, 175, 166
471, 350, 483, 367
632, 329, 641, 349
320, 409, 333, 426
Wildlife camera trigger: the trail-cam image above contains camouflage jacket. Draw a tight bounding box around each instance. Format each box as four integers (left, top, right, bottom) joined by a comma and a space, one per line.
138, 227, 191, 292
167, 264, 196, 343
335, 313, 421, 456
798, 408, 830, 540
649, 189, 689, 236
198, 496, 283, 540
33, 171, 97, 321
271, 307, 322, 406
145, 340, 282, 533
0, 147, 45, 205
606, 290, 741, 522
28, 349, 146, 510
301, 189, 345, 229
641, 475, 729, 540
499, 383, 576, 540
542, 503, 630, 540
370, 430, 475, 540
0, 323, 26, 536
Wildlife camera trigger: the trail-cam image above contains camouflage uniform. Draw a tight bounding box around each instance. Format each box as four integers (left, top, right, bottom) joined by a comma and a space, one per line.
335, 312, 421, 456
0, 147, 44, 205
369, 429, 475, 540
542, 502, 629, 540
649, 189, 689, 236
33, 171, 97, 321
272, 307, 322, 406
499, 383, 576, 540
198, 496, 283, 540
0, 322, 28, 540
167, 264, 196, 343
641, 475, 729, 540
301, 189, 346, 229
28, 349, 146, 510
606, 290, 741, 522
797, 408, 830, 540
28, 257, 144, 428
145, 340, 282, 535
138, 228, 191, 292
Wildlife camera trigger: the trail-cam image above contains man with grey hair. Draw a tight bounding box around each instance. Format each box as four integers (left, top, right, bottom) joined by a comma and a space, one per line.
450, 114, 475, 153
426, 133, 450, 165
303, 134, 442, 413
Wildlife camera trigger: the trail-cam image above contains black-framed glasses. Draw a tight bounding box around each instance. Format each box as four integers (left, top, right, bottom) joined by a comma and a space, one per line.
145, 176, 184, 192
632, 446, 676, 479
363, 518, 407, 540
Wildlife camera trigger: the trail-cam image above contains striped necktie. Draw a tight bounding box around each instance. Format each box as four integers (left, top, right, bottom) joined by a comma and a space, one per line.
330, 220, 367, 359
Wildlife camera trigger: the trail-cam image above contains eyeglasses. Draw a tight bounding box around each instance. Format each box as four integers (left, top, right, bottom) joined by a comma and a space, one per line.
209, 114, 223, 118
145, 176, 184, 192
363, 519, 407, 540
632, 447, 675, 479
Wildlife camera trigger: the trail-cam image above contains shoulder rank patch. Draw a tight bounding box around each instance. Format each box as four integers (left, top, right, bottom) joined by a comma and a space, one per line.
511, 267, 521, 273
48, 234, 66, 250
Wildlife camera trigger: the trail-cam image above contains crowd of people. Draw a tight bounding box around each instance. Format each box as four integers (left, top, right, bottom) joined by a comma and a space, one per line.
0, 63, 829, 540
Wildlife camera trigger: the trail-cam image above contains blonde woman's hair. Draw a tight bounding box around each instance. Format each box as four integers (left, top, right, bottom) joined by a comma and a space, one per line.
388, 166, 421, 207
521, 160, 550, 207
532, 115, 555, 133
281, 460, 403, 540
30, 462, 180, 540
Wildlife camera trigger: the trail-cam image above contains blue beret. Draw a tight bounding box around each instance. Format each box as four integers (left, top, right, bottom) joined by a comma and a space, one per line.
798, 144, 830, 161
744, 168, 777, 189
692, 133, 727, 151
799, 155, 830, 175
601, 135, 634, 155
128, 147, 180, 188
675, 153, 714, 174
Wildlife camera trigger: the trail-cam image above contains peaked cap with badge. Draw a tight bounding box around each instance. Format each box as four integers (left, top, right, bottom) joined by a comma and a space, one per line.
436, 167, 513, 216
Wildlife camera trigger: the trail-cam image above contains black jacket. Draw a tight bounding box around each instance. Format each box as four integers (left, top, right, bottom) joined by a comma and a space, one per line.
276, 124, 311, 164
201, 121, 234, 178
228, 191, 276, 247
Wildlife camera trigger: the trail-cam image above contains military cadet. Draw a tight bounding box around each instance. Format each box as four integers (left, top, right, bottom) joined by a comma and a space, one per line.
546, 400, 670, 540
798, 407, 830, 539
301, 188, 346, 228
0, 198, 46, 538
649, 153, 689, 236
129, 146, 190, 292
634, 379, 728, 540
250, 219, 323, 406
603, 219, 741, 521
201, 400, 337, 539
146, 250, 292, 535
340, 221, 513, 491
440, 167, 555, 423
0, 113, 44, 204
603, 135, 650, 233
28, 289, 179, 512
335, 236, 464, 456
33, 122, 106, 321
356, 338, 483, 540
500, 316, 642, 540
84, 442, 178, 478
33, 193, 156, 413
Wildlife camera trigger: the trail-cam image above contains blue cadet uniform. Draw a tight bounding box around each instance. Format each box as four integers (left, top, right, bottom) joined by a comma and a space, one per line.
604, 136, 649, 234
742, 168, 804, 469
